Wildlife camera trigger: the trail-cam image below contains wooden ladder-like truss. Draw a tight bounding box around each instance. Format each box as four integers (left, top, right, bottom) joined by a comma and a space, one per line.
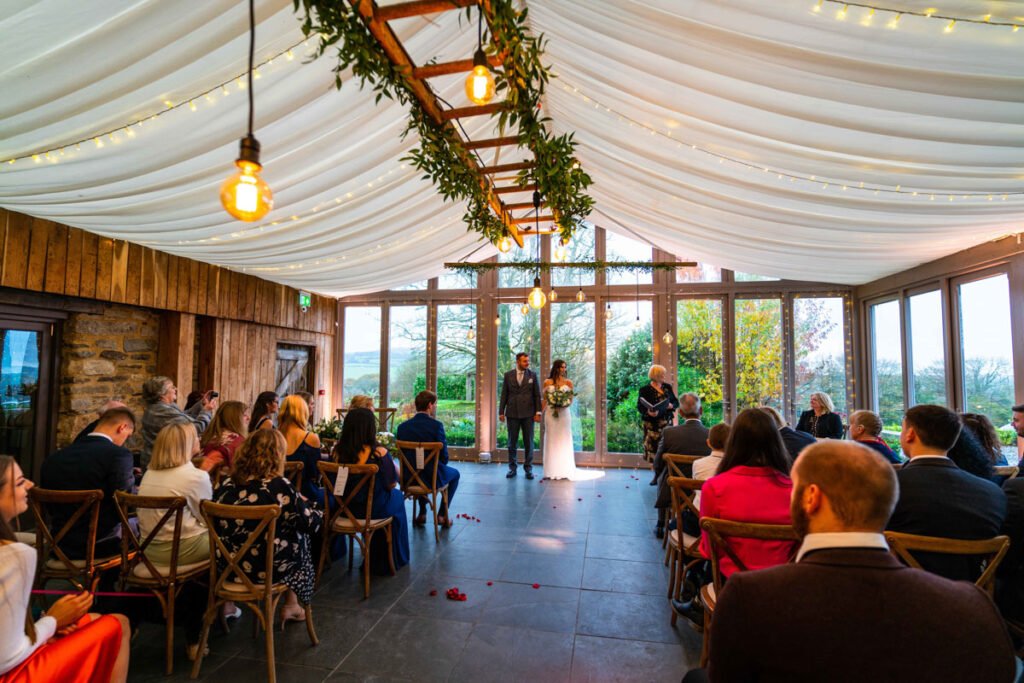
352, 0, 557, 248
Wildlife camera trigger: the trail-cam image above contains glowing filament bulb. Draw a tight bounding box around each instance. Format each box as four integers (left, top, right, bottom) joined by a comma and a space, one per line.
575, 288, 585, 302
944, 19, 956, 33
221, 159, 273, 221
812, 0, 823, 12
887, 13, 902, 29
466, 328, 476, 341
528, 277, 547, 309
497, 235, 513, 253
836, 4, 848, 20
464, 49, 495, 105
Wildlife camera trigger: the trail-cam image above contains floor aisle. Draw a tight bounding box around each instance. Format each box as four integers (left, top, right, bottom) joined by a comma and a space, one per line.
127, 463, 700, 682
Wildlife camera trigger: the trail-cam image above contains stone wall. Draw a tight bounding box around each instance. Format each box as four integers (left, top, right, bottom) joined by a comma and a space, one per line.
58, 303, 159, 446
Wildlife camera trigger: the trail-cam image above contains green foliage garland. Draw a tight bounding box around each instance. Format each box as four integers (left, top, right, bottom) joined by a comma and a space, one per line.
292, 0, 593, 244
443, 260, 689, 275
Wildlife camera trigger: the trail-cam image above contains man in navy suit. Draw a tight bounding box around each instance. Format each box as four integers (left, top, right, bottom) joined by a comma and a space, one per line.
41, 406, 137, 559
396, 390, 460, 526
887, 404, 1006, 582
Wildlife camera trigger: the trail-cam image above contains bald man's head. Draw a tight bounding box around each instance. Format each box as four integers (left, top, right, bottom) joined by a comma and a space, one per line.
790, 441, 899, 537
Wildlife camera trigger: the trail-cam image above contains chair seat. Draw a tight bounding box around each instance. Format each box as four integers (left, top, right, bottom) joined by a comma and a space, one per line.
405, 484, 448, 496
131, 559, 209, 579
701, 583, 717, 611
46, 554, 121, 570
668, 529, 700, 550
220, 579, 288, 596
14, 532, 35, 546
332, 516, 392, 532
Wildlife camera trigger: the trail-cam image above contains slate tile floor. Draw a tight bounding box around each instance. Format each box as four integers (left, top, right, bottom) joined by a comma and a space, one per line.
127, 463, 700, 682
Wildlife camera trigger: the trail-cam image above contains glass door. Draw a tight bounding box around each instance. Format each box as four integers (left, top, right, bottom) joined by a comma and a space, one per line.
0, 317, 57, 484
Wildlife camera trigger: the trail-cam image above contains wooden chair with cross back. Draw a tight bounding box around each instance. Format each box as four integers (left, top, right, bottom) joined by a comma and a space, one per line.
190, 501, 318, 683
660, 454, 703, 548
883, 531, 1010, 596
666, 476, 705, 622
114, 492, 210, 675
698, 517, 799, 666
394, 440, 448, 542
29, 487, 128, 593
316, 461, 395, 598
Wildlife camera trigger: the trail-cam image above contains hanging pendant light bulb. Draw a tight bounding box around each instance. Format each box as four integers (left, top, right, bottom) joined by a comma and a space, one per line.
549, 289, 558, 302
633, 316, 642, 329
528, 276, 547, 309
494, 313, 501, 326
575, 288, 585, 302
465, 10, 495, 105
605, 304, 613, 320
221, 0, 272, 222
496, 235, 513, 253
520, 302, 530, 315
466, 327, 476, 341
662, 330, 674, 345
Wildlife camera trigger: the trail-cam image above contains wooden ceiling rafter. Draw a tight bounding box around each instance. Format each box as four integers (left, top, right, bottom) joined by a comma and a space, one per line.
351, 0, 571, 249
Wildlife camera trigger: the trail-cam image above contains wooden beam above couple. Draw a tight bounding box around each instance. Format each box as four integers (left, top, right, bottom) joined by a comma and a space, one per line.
413, 55, 503, 79
374, 0, 477, 22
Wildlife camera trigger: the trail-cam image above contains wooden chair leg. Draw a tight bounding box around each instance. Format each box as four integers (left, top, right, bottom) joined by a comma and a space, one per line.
430, 493, 439, 543
189, 603, 218, 680
264, 595, 276, 683
304, 604, 319, 646
666, 550, 676, 599
385, 525, 396, 575
362, 534, 371, 599
700, 607, 711, 667
165, 586, 176, 675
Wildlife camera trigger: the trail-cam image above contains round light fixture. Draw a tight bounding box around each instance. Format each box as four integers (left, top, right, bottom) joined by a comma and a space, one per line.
221, 136, 273, 221
528, 277, 547, 309
497, 235, 513, 253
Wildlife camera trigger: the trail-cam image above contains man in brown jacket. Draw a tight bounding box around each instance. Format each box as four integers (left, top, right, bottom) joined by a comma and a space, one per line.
694, 441, 1017, 683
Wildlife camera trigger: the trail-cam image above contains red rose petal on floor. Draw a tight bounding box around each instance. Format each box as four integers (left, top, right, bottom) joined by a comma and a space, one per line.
429, 590, 438, 596
532, 583, 540, 589
487, 581, 493, 586
459, 594, 468, 601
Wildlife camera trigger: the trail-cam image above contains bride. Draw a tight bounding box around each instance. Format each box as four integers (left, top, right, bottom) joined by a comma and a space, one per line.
542, 359, 584, 480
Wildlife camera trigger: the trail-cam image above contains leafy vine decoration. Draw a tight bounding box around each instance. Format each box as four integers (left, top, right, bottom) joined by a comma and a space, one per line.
292, 0, 593, 245
442, 261, 695, 274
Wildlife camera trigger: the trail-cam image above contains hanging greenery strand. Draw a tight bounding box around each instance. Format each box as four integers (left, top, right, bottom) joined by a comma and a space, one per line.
443, 260, 696, 275
292, 1, 593, 245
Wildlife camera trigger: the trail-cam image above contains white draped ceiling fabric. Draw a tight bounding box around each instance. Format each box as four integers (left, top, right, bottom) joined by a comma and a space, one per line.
1, 0, 1023, 295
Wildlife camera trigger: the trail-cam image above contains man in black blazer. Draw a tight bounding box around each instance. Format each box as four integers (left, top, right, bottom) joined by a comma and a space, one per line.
653, 393, 710, 535
40, 406, 136, 559
694, 441, 1016, 683
759, 406, 815, 462
499, 352, 542, 479
887, 404, 1007, 582
72, 398, 127, 443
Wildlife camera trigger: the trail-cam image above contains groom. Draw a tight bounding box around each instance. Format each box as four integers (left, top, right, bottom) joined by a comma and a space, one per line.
499, 352, 543, 479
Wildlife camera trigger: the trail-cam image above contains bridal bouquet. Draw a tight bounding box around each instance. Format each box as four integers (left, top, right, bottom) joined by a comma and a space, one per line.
547, 387, 576, 418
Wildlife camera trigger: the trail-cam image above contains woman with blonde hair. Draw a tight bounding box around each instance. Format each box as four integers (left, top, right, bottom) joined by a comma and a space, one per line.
279, 395, 324, 504
199, 400, 249, 474
637, 364, 679, 475
212, 430, 322, 625
348, 395, 374, 411
796, 391, 844, 439
0, 456, 131, 682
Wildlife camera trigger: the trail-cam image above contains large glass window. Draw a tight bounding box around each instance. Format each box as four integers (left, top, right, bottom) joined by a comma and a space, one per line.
794, 297, 848, 418
676, 261, 722, 284
735, 298, 783, 411
0, 330, 40, 477
343, 307, 382, 402
676, 299, 723, 426
959, 275, 1015, 431
550, 302, 596, 451
391, 280, 428, 290
438, 270, 476, 289
436, 304, 477, 447
498, 245, 537, 288
388, 305, 427, 428
495, 303, 541, 450
869, 300, 904, 429
908, 290, 946, 406
552, 226, 595, 288
605, 232, 652, 285
735, 272, 780, 282
606, 300, 653, 453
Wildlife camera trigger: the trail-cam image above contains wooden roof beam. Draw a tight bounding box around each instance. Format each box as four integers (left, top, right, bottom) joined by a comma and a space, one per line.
504, 201, 546, 210
376, 0, 478, 22
464, 136, 519, 150
493, 184, 536, 194
511, 215, 555, 224
441, 103, 503, 120
479, 161, 533, 174
412, 55, 503, 79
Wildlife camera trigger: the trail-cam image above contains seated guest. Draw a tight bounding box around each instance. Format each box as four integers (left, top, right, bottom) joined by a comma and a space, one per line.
698, 408, 795, 578
138, 423, 212, 565
348, 394, 375, 411
0, 456, 131, 683
395, 390, 461, 527
140, 377, 215, 469
40, 407, 136, 560
332, 408, 409, 573
653, 394, 711, 537
887, 404, 1007, 582
999, 474, 1024, 622
677, 423, 730, 539
760, 406, 815, 462
295, 391, 316, 424
697, 441, 1016, 683
72, 400, 127, 443
961, 412, 1009, 467
848, 409, 900, 464
946, 423, 997, 481
279, 395, 325, 505
213, 430, 322, 624
795, 391, 844, 439
247, 392, 278, 432
198, 400, 249, 474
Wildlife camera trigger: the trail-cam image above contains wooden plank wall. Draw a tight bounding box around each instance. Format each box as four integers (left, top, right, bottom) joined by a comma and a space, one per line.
0, 209, 335, 335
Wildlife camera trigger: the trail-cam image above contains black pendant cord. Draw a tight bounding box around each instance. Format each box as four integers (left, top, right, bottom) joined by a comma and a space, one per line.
247, 0, 256, 138
477, 7, 483, 50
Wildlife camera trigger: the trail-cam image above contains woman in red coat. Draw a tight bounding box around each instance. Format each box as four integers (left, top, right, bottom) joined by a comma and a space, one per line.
699, 408, 796, 578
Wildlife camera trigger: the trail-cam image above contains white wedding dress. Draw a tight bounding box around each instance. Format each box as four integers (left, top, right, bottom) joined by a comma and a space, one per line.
542, 383, 601, 481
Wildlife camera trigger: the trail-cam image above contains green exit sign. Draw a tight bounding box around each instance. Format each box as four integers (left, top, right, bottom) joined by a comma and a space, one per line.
298, 291, 312, 309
